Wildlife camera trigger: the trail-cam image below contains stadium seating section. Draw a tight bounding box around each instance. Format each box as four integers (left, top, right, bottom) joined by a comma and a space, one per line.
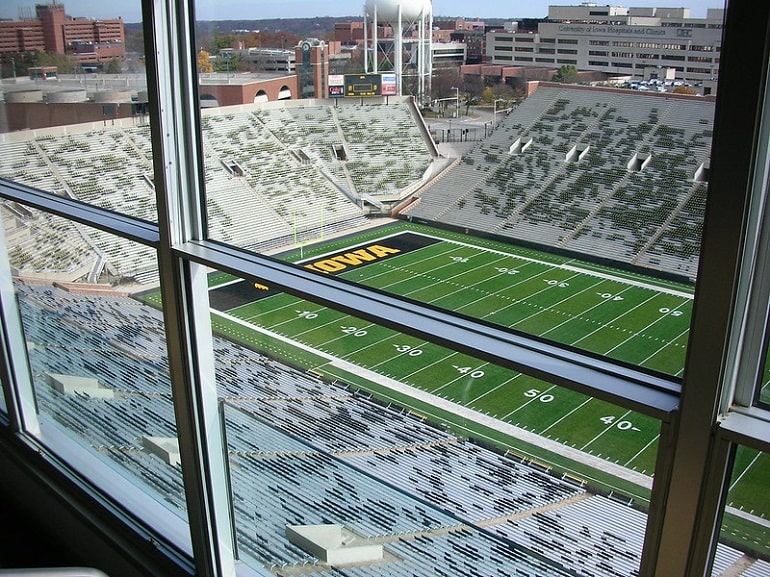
405, 87, 713, 280
17, 282, 751, 577
0, 99, 436, 281
2, 87, 714, 283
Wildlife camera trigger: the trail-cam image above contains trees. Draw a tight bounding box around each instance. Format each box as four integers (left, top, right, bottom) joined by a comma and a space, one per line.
672, 85, 697, 95
12, 51, 76, 75
215, 51, 243, 73
431, 68, 462, 101
103, 58, 122, 74
552, 64, 580, 84
481, 83, 516, 105
197, 50, 213, 73
462, 74, 484, 112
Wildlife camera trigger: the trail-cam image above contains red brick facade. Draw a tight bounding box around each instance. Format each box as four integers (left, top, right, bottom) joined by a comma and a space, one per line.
198, 76, 298, 108
0, 3, 124, 64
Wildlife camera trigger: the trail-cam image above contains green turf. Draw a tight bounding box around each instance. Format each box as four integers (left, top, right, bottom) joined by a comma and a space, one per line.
171, 221, 770, 553
216, 225, 685, 472
235, 226, 685, 467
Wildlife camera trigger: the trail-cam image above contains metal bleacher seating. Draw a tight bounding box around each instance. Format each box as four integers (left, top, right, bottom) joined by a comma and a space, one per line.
408, 87, 715, 280
1, 98, 439, 283
16, 280, 709, 577
740, 559, 770, 577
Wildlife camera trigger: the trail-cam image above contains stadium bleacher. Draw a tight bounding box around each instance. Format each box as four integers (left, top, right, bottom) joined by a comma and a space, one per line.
406, 86, 714, 280
0, 84, 753, 576
1, 86, 713, 282
0, 98, 437, 282
15, 281, 754, 577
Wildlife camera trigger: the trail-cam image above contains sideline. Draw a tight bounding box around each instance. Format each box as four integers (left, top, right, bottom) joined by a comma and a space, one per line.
328, 355, 654, 490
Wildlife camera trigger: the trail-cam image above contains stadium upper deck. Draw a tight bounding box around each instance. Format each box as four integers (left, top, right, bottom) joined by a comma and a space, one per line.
0, 97, 439, 283
403, 85, 714, 281
1, 86, 713, 285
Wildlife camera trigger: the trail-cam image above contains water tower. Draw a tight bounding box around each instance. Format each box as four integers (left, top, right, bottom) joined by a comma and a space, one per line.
363, 0, 432, 103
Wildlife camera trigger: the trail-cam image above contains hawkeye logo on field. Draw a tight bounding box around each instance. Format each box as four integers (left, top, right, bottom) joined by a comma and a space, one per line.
304, 244, 401, 273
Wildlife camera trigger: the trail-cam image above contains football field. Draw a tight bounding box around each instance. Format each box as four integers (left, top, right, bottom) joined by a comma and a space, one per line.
204, 222, 770, 530
209, 225, 693, 475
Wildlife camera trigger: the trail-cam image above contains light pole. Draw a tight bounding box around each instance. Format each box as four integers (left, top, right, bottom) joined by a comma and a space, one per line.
451, 86, 459, 118
493, 98, 506, 126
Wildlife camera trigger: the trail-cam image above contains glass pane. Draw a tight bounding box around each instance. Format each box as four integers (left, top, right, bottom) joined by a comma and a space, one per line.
1, 205, 189, 547
755, 328, 770, 408
0, 1, 155, 222
193, 1, 723, 378
758, 344, 770, 406
205, 271, 661, 575
714, 445, 770, 576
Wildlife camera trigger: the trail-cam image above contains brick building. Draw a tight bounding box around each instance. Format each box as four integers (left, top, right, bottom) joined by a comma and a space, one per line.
0, 2, 124, 67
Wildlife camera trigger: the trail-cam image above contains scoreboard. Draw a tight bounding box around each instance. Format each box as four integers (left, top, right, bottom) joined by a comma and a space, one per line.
345, 74, 381, 97
328, 73, 398, 98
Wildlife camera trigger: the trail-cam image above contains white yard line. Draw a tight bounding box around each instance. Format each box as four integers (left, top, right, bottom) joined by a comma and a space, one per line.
363, 230, 694, 299
214, 308, 654, 490
729, 451, 763, 493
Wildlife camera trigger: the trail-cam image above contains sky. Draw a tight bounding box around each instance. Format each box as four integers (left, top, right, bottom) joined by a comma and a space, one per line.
0, 1, 723, 23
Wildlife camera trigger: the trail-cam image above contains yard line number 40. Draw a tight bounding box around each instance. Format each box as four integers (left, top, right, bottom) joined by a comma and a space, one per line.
523, 388, 641, 431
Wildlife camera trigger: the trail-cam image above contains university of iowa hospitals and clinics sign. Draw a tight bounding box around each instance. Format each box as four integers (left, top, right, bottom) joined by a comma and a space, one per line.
549, 23, 694, 38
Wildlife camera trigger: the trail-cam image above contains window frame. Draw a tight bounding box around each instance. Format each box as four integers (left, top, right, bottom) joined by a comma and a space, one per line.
0, 2, 769, 577
143, 0, 240, 575
642, 3, 770, 576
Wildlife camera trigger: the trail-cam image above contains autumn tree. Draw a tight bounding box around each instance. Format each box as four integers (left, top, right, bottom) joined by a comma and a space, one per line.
221, 31, 300, 50
212, 33, 237, 51
672, 85, 697, 95
197, 49, 213, 73
481, 83, 516, 105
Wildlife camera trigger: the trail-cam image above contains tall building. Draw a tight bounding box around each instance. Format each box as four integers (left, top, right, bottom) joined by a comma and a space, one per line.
487, 4, 723, 92
0, 2, 124, 67
448, 20, 490, 65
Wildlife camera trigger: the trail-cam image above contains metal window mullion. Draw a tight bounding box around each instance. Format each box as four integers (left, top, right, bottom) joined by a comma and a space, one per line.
722, 58, 770, 410
0, 212, 40, 436
642, 3, 770, 576
686, 430, 735, 577
0, 178, 160, 246
158, 258, 238, 577
719, 408, 770, 452
143, 0, 237, 576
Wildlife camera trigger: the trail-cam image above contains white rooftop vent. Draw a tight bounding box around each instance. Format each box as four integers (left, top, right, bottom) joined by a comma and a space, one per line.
694, 161, 710, 182
566, 144, 590, 163
46, 373, 117, 399
509, 137, 533, 155
142, 436, 181, 466
627, 153, 652, 172
286, 524, 384, 565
